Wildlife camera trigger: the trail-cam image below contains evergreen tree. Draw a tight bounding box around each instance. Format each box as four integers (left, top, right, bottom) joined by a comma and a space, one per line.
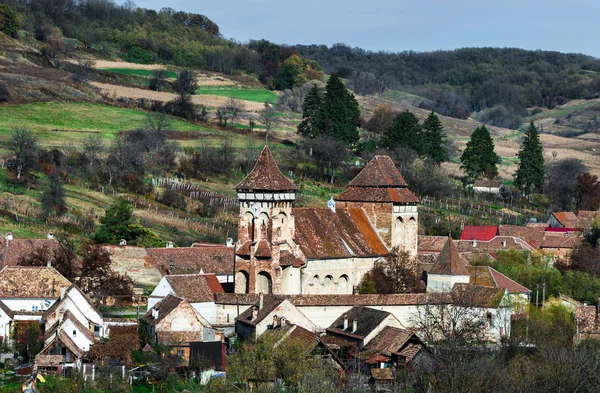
422, 111, 449, 163
297, 84, 324, 139
93, 197, 133, 244
382, 111, 422, 153
322, 74, 361, 145
41, 176, 66, 218
460, 125, 501, 180
514, 121, 545, 195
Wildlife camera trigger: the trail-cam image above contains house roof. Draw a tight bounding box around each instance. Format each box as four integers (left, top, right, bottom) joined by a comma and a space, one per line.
254, 240, 272, 258
460, 226, 498, 241
235, 296, 286, 326
473, 179, 503, 188
0, 239, 62, 267
157, 331, 202, 344
279, 250, 305, 268
336, 187, 419, 203
34, 354, 63, 367
551, 212, 580, 228
327, 306, 393, 340
371, 368, 394, 380
497, 225, 545, 249
293, 207, 388, 259
0, 266, 71, 299
418, 236, 449, 253
348, 156, 408, 187
235, 146, 297, 191
451, 283, 506, 308
165, 274, 224, 303
146, 246, 234, 276
429, 238, 469, 276
360, 326, 414, 359
575, 305, 600, 335
143, 294, 184, 326
57, 330, 85, 358
467, 266, 530, 294
540, 235, 583, 249
0, 300, 14, 319
454, 236, 535, 253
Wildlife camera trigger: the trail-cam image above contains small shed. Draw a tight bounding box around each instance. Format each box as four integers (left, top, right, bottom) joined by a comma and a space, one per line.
472, 179, 504, 194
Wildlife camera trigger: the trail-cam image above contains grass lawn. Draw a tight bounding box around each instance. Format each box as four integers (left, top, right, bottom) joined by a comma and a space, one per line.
102, 68, 178, 79
381, 90, 429, 105
527, 101, 600, 122
0, 102, 227, 147
196, 86, 278, 104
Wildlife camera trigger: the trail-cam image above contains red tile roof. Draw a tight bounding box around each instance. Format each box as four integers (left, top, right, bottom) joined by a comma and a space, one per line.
279, 250, 305, 268
540, 236, 583, 249
0, 239, 62, 267
551, 212, 580, 228
236, 241, 251, 257
0, 266, 71, 299
489, 267, 530, 294
165, 274, 224, 303
576, 210, 600, 228
254, 240, 272, 258
418, 236, 448, 252
348, 156, 408, 187
327, 306, 392, 340
575, 306, 600, 337
143, 294, 184, 326
467, 266, 530, 294
460, 226, 498, 241
498, 225, 545, 248
235, 146, 297, 191
336, 187, 419, 203
430, 238, 469, 276
293, 207, 388, 259
146, 246, 234, 276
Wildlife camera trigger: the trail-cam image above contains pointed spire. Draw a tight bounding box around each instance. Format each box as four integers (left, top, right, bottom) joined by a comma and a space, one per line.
236, 146, 297, 191
348, 155, 408, 187
430, 238, 469, 276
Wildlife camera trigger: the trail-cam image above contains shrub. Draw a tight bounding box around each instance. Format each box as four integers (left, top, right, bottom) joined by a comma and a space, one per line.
124, 46, 155, 64
0, 82, 9, 102
0, 4, 19, 37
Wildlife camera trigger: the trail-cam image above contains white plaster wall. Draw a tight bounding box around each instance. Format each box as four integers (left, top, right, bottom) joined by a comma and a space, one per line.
67, 289, 103, 326
0, 312, 11, 340
147, 277, 173, 310
61, 319, 93, 352
302, 257, 378, 295
254, 300, 315, 337
192, 302, 217, 325
426, 274, 470, 293
280, 266, 301, 295
392, 205, 418, 256
215, 303, 252, 326
1, 298, 55, 312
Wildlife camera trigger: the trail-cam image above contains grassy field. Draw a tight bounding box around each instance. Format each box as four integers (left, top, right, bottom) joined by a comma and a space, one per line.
381, 90, 430, 106
102, 68, 178, 79
527, 100, 600, 122
0, 102, 257, 148
196, 86, 278, 104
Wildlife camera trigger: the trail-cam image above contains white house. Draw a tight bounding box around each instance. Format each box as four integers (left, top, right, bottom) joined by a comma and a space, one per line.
426, 239, 471, 293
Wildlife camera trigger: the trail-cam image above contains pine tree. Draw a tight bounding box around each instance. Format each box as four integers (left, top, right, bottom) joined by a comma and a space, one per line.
382, 111, 422, 153
322, 74, 361, 145
422, 111, 449, 163
460, 125, 501, 180
514, 121, 545, 195
41, 176, 66, 218
93, 196, 133, 244
297, 84, 324, 139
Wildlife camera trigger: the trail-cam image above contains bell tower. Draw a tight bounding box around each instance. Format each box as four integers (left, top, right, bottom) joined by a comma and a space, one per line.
234, 146, 299, 294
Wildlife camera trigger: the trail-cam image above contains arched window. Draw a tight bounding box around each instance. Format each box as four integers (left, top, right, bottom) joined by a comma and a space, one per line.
235, 270, 249, 294
338, 275, 349, 294
257, 272, 273, 294
324, 275, 333, 294
310, 275, 320, 294
395, 216, 404, 232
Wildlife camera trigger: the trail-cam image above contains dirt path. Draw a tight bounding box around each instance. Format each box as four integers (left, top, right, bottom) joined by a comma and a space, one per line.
91, 82, 265, 111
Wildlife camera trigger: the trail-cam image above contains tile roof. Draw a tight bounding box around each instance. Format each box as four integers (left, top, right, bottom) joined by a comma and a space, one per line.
35, 354, 63, 367
0, 266, 71, 299
293, 207, 388, 259
0, 239, 62, 267
58, 330, 85, 358
235, 296, 286, 326
460, 226, 498, 241
467, 266, 530, 294
473, 179, 503, 188
360, 326, 413, 359
235, 145, 297, 191
236, 241, 251, 257
279, 250, 305, 268
157, 330, 202, 344
267, 323, 320, 347
418, 236, 448, 252
497, 225, 545, 249
254, 240, 272, 258
146, 246, 234, 276
397, 343, 423, 361
575, 305, 600, 337
327, 306, 392, 340
348, 156, 408, 187
165, 274, 224, 303
336, 186, 419, 203
430, 238, 469, 276
371, 368, 394, 380
143, 294, 184, 326
454, 236, 535, 253
551, 212, 580, 228
540, 235, 583, 249
0, 300, 14, 319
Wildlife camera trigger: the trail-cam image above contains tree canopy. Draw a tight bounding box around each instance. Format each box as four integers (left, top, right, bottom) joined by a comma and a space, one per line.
515, 121, 545, 195
460, 125, 501, 180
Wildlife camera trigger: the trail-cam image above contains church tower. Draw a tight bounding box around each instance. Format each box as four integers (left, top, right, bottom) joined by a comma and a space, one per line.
336, 155, 419, 255
234, 146, 300, 294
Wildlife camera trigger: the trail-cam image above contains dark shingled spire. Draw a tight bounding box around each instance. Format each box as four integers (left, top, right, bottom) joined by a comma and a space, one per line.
430, 238, 469, 276
236, 146, 297, 191
348, 156, 408, 187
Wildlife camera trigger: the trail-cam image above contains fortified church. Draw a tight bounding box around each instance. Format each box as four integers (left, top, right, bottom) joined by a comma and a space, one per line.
234, 146, 419, 295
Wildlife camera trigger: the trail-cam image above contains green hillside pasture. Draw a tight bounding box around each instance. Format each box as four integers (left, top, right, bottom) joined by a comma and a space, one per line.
0, 102, 252, 148
102, 68, 178, 79
527, 100, 600, 122
381, 90, 431, 106
196, 86, 278, 104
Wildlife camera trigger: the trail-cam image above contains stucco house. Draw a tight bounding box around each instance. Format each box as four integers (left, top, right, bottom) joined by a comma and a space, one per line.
426, 239, 471, 293
234, 147, 418, 296
359, 326, 432, 369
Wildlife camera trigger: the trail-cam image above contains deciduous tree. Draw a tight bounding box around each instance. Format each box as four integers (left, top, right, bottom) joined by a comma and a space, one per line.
6, 128, 39, 179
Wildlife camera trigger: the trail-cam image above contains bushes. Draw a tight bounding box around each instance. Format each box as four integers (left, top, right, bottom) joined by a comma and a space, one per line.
0, 4, 19, 37
124, 46, 155, 64
0, 82, 9, 102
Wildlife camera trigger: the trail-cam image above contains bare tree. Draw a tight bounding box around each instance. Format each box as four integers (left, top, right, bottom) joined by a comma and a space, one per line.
260, 105, 280, 143
224, 97, 245, 126
149, 69, 169, 92
310, 137, 349, 184
6, 128, 38, 179
71, 58, 95, 84
381, 247, 425, 293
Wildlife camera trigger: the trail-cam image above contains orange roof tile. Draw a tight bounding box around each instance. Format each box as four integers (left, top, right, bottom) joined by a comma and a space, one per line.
430, 238, 469, 276
235, 146, 297, 191
348, 156, 408, 187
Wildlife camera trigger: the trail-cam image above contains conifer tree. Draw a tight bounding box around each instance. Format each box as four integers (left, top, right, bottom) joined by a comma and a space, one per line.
41, 175, 66, 218
460, 125, 501, 180
322, 74, 361, 145
422, 111, 449, 163
514, 121, 545, 195
382, 111, 422, 153
297, 84, 324, 139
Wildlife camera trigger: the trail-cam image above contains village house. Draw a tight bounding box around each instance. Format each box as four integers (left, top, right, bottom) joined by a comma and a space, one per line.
147, 273, 224, 324
234, 147, 418, 295
143, 294, 221, 364
359, 326, 432, 369
472, 179, 504, 194
0, 266, 71, 313
0, 232, 62, 268
547, 212, 582, 229
103, 245, 162, 288
575, 303, 600, 342
426, 239, 471, 293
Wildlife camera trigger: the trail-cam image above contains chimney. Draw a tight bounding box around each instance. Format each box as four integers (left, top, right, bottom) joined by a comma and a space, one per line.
166, 241, 173, 248
327, 197, 336, 213
472, 240, 477, 247
352, 319, 358, 333
272, 315, 279, 328
119, 239, 127, 246
5, 232, 13, 241
259, 292, 264, 310
47, 232, 54, 240
343, 315, 348, 330
501, 240, 507, 248
281, 317, 287, 326
47, 260, 52, 268
226, 238, 234, 248
169, 261, 174, 275
251, 306, 258, 321
154, 309, 159, 320
60, 287, 66, 300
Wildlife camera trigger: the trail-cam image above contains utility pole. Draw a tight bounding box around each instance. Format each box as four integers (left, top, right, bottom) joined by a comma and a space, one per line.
536, 284, 539, 308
